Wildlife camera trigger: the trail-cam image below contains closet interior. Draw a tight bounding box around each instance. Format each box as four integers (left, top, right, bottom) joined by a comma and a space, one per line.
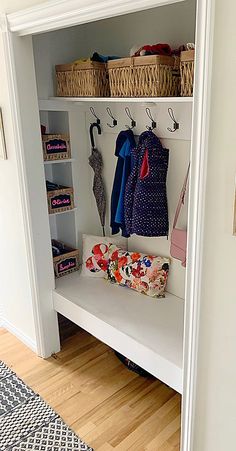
31, 0, 196, 394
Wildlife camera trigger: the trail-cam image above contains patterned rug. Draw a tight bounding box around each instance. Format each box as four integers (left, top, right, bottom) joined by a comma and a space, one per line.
0, 361, 93, 450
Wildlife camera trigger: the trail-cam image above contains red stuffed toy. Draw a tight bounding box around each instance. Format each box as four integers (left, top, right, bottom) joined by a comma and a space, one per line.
132, 43, 186, 57
134, 43, 172, 57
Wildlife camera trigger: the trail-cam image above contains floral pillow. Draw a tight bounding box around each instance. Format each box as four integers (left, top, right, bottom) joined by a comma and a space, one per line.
107, 244, 170, 298
81, 234, 127, 278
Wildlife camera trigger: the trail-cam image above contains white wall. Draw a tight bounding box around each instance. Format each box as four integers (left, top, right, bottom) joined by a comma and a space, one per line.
37, 102, 191, 300
0, 0, 194, 353
0, 0, 48, 14
33, 0, 196, 99
193, 1, 236, 450
0, 0, 236, 448
83, 0, 196, 56
0, 0, 60, 351
82, 110, 191, 299
0, 0, 50, 348
0, 32, 36, 349
33, 3, 195, 299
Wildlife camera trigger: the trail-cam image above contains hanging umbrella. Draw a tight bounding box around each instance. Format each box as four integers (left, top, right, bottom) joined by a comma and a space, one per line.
89, 122, 106, 236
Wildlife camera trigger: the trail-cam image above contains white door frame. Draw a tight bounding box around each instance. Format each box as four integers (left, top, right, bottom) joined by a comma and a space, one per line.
0, 0, 215, 449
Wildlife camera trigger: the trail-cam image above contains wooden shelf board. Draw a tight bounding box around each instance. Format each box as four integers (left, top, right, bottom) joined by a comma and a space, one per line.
49, 207, 77, 216
44, 159, 74, 165
53, 272, 184, 393
39, 97, 193, 111
48, 96, 193, 104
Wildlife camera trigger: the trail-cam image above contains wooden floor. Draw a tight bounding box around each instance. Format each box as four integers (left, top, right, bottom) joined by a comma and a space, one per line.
0, 328, 181, 450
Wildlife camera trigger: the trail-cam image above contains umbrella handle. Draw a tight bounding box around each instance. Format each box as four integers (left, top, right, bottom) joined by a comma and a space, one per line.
90, 122, 101, 149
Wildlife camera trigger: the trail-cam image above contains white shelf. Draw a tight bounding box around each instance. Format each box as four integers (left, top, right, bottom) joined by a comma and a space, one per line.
39, 97, 193, 111
49, 96, 193, 104
49, 207, 77, 216
44, 159, 74, 165
53, 272, 184, 393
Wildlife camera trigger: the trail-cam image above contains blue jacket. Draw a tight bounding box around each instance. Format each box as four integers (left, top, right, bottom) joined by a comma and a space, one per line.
110, 130, 136, 237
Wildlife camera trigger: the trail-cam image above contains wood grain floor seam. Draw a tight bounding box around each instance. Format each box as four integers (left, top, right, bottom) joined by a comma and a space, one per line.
0, 327, 181, 450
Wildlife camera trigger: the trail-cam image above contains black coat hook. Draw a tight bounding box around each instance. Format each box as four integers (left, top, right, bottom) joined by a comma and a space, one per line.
106, 107, 117, 128
90, 106, 101, 125
145, 107, 157, 130
125, 107, 136, 129
167, 107, 179, 132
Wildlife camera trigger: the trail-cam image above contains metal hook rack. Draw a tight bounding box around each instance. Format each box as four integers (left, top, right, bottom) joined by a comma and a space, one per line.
167, 107, 179, 132
145, 107, 157, 131
90, 106, 101, 125
106, 107, 117, 128
125, 107, 136, 129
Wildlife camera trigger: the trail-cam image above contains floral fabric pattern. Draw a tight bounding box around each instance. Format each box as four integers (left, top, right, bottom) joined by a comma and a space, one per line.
86, 243, 108, 273
107, 244, 170, 298
81, 234, 127, 278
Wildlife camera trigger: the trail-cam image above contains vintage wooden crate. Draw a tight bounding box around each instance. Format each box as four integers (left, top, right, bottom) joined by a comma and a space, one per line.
47, 186, 74, 214
107, 55, 180, 97
52, 239, 80, 278
42, 134, 71, 161
55, 61, 110, 97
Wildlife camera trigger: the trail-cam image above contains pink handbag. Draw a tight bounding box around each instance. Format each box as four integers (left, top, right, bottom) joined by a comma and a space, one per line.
170, 164, 190, 267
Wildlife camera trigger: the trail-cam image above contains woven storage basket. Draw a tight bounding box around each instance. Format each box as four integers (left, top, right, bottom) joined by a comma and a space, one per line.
107, 55, 180, 97
180, 50, 194, 96
55, 61, 110, 97
47, 187, 74, 214
42, 134, 71, 161
52, 240, 80, 278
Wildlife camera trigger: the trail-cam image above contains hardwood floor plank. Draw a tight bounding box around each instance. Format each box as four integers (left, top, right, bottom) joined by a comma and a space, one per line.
167, 428, 181, 449
145, 416, 181, 450
0, 327, 181, 450
72, 378, 153, 430
97, 443, 114, 451
113, 394, 180, 450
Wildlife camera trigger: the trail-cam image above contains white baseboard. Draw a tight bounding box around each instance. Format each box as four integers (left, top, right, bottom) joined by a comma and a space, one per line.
1, 318, 37, 354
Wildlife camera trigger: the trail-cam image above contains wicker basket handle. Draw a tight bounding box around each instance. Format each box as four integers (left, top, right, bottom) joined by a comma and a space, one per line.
130, 57, 135, 68
173, 55, 180, 70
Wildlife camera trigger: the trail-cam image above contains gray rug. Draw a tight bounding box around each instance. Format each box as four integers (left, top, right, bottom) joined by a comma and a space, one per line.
0, 361, 93, 450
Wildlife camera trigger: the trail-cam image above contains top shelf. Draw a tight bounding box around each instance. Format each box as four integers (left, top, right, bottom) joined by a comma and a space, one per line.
49, 96, 193, 104
39, 97, 193, 111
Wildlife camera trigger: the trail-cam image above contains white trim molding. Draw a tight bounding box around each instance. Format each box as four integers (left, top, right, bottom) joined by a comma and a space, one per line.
0, 14, 60, 359
0, 18, 45, 357
1, 319, 37, 353
181, 0, 215, 450
0, 13, 8, 33
7, 0, 185, 36
0, 0, 216, 449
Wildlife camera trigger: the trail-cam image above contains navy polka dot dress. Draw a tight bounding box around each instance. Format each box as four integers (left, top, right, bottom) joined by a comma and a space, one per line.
124, 131, 169, 237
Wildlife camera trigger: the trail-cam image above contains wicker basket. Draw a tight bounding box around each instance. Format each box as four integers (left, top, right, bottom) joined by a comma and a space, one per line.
180, 50, 194, 97
47, 187, 74, 214
107, 55, 180, 97
52, 239, 80, 278
55, 61, 110, 97
42, 134, 71, 161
